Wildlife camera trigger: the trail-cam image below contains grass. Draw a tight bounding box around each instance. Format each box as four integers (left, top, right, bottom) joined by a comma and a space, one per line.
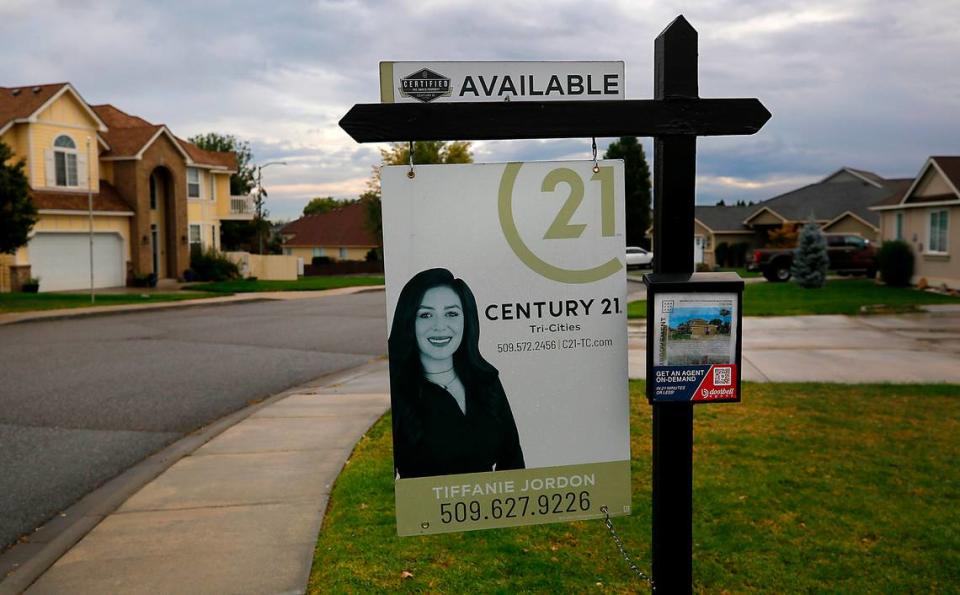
309, 381, 960, 593
0, 292, 213, 314
184, 275, 384, 293
628, 278, 960, 319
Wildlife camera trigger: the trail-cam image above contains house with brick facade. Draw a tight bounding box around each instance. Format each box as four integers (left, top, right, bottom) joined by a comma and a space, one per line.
0, 82, 253, 292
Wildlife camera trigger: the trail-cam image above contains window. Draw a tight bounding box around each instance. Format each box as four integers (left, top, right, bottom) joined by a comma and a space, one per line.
211, 225, 217, 250
312, 247, 325, 257
929, 210, 949, 253
895, 213, 903, 240
284, 248, 292, 256
189, 224, 202, 256
149, 174, 158, 209
187, 168, 200, 198
54, 135, 78, 187
844, 236, 867, 249
339, 247, 347, 259
209, 174, 216, 201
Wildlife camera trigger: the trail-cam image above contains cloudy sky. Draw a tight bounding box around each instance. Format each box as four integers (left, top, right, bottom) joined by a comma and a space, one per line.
2, 0, 957, 220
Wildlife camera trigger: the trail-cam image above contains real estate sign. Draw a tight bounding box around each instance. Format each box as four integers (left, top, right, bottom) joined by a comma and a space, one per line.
381, 161, 631, 535
380, 61, 624, 103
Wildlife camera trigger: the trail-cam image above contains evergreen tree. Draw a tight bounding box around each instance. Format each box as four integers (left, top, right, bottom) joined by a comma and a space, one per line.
0, 140, 36, 254
791, 218, 829, 288
603, 137, 651, 247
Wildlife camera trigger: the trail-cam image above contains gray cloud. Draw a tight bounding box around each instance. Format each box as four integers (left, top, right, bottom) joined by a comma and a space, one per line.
2, 0, 956, 219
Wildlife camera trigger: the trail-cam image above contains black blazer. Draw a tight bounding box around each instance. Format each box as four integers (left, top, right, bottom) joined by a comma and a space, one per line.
393, 374, 524, 478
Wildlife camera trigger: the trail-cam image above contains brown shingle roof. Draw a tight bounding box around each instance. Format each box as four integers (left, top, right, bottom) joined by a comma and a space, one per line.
0, 83, 69, 130
932, 156, 960, 193
282, 202, 378, 247
92, 103, 237, 169
30, 180, 132, 213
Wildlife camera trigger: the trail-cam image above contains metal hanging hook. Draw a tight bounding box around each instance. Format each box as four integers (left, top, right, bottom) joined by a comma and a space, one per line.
407, 140, 415, 179
592, 137, 600, 173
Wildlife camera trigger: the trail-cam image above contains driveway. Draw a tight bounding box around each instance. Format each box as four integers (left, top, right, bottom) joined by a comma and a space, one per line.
629, 306, 960, 383
0, 290, 387, 551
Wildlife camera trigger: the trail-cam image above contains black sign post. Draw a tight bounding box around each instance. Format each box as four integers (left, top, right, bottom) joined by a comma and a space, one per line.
340, 15, 770, 594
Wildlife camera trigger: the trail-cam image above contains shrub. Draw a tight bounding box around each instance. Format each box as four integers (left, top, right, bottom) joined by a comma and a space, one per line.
732, 242, 751, 267
365, 249, 380, 262
877, 240, 914, 287
696, 262, 713, 272
312, 255, 333, 266
189, 248, 240, 282
714, 242, 729, 267
791, 219, 829, 288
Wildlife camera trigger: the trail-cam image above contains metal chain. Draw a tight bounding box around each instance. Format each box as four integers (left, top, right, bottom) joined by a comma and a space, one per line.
600, 505, 656, 592
407, 140, 416, 178
591, 137, 600, 173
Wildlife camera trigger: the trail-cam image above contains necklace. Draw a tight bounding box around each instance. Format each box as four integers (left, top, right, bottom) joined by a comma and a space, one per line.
424, 366, 454, 375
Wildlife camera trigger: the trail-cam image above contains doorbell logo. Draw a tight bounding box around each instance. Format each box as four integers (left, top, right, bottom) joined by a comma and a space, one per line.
399, 68, 451, 102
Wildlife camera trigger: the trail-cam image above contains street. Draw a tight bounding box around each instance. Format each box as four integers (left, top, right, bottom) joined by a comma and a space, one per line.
0, 291, 387, 550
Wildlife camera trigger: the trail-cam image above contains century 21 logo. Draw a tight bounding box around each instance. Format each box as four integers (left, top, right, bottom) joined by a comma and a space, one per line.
498, 162, 622, 284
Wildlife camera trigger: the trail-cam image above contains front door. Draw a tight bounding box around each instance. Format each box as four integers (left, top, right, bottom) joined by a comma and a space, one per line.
694, 235, 705, 264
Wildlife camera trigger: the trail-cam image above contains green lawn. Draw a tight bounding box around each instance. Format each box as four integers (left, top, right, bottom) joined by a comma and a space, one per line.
309, 382, 960, 593
185, 275, 384, 293
0, 292, 214, 314
628, 278, 960, 319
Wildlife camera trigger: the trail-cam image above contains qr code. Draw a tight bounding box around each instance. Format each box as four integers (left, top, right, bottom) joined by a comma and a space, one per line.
713, 367, 732, 386
662, 300, 674, 313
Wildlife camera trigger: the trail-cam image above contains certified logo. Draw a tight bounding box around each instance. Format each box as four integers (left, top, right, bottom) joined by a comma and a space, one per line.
399, 68, 452, 103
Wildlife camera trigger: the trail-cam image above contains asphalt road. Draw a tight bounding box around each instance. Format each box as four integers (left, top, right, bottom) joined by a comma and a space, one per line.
0, 290, 387, 551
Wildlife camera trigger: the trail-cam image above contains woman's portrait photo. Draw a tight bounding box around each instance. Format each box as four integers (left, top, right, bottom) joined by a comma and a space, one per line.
388, 267, 525, 479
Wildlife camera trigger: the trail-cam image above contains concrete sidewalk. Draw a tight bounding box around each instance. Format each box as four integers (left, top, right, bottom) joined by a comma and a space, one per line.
7, 360, 390, 595
629, 308, 960, 383
4, 310, 960, 594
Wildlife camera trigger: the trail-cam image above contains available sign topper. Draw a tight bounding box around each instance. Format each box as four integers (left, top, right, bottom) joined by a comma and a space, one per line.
380, 61, 624, 103
382, 161, 631, 536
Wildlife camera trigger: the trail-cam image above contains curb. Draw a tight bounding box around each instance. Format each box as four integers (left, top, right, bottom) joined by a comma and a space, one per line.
0, 357, 387, 595
0, 285, 386, 327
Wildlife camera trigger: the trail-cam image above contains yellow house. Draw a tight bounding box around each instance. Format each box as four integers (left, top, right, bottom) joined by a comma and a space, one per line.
0, 83, 253, 292
281, 202, 379, 262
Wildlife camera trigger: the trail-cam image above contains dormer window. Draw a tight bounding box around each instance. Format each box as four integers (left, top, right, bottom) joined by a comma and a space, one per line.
54, 135, 78, 187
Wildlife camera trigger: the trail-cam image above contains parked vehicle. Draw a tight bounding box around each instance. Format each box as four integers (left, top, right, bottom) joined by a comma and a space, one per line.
626, 246, 654, 270
747, 234, 877, 282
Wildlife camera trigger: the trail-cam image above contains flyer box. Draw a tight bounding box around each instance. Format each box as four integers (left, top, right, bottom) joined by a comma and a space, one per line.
381, 161, 631, 536
643, 273, 744, 404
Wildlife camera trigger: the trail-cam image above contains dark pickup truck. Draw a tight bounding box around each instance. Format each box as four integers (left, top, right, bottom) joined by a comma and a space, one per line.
747, 234, 878, 282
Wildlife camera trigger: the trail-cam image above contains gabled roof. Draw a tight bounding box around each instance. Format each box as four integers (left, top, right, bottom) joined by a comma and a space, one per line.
30, 180, 132, 213
91, 103, 237, 170
282, 202, 379, 248
871, 156, 960, 211
747, 177, 910, 227
694, 205, 756, 233
0, 83, 107, 135
821, 167, 885, 188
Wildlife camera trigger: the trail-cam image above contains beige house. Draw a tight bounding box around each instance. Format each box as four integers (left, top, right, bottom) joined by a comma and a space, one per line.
871, 156, 960, 289
1, 82, 253, 292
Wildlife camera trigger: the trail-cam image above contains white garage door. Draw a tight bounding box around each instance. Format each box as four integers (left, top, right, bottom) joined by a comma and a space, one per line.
29, 233, 125, 292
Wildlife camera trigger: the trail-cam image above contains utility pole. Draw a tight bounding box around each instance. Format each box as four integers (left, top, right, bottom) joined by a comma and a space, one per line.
255, 161, 286, 254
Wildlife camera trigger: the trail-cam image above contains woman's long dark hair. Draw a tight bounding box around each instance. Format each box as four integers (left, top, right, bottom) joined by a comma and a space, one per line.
388, 268, 499, 438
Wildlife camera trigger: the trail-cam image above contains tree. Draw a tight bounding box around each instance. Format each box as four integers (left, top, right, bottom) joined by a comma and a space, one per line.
791, 218, 829, 288
766, 223, 798, 248
303, 196, 353, 216
188, 132, 255, 195
603, 137, 651, 248
0, 140, 36, 254
363, 141, 473, 245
